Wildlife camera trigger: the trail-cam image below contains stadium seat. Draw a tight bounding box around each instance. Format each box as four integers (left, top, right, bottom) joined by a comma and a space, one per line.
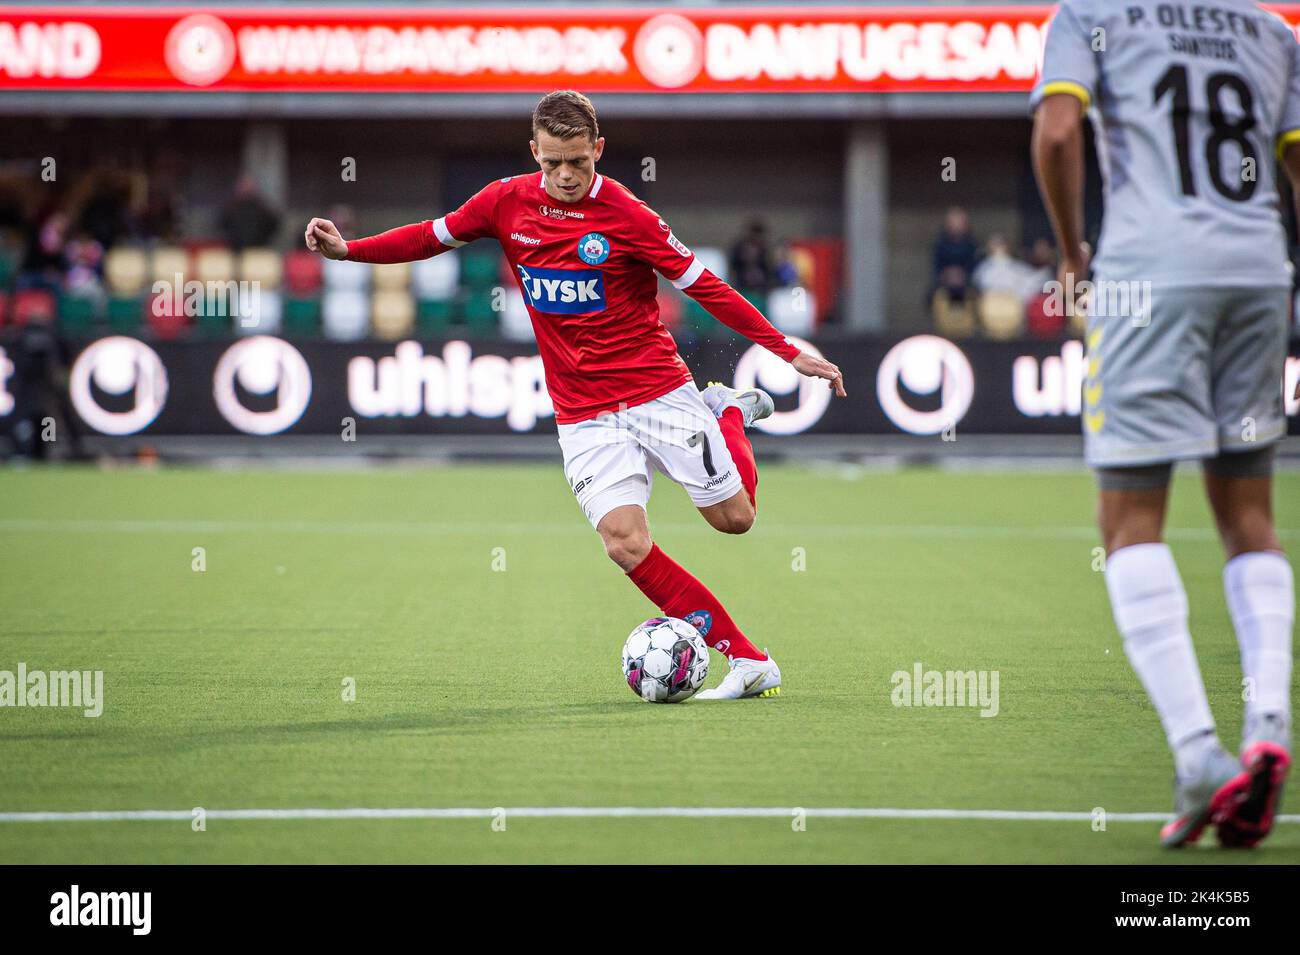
499, 289, 534, 342
460, 288, 500, 335
692, 246, 728, 284
104, 247, 149, 296
321, 288, 369, 341
655, 286, 683, 331
57, 292, 99, 333
283, 250, 323, 296
0, 245, 16, 290
682, 297, 713, 332
458, 248, 500, 289
235, 288, 282, 336
150, 246, 189, 285
767, 286, 816, 335
195, 246, 236, 286
371, 261, 411, 293
412, 254, 458, 300
238, 247, 283, 290
932, 289, 975, 339
106, 296, 145, 333
416, 298, 454, 333
1025, 292, 1063, 339
282, 297, 321, 337
978, 291, 1024, 340
11, 288, 56, 326
371, 289, 415, 340
322, 256, 370, 292
145, 289, 189, 340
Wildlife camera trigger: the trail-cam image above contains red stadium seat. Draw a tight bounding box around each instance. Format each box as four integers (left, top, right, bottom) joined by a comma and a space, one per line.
146, 288, 190, 340
284, 250, 323, 295
1025, 292, 1066, 340
11, 288, 57, 326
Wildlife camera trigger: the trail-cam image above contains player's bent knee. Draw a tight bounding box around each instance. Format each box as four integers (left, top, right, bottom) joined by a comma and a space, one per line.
724, 508, 755, 535
604, 532, 652, 570
701, 492, 754, 535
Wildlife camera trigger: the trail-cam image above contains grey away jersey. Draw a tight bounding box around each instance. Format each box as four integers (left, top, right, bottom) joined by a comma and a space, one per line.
1032, 0, 1300, 287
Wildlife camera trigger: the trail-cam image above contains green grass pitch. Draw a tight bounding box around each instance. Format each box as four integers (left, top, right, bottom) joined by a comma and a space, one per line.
1, 462, 1296, 864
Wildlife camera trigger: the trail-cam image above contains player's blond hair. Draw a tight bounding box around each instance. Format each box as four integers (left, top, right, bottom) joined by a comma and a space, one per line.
532, 90, 599, 143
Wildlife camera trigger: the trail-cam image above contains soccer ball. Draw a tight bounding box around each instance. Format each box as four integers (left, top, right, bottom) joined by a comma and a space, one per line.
621, 617, 710, 703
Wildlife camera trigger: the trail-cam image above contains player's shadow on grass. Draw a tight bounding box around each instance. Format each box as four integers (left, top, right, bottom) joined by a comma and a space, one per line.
0, 701, 647, 748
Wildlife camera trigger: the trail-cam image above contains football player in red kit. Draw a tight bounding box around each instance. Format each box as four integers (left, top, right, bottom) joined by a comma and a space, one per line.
306, 90, 845, 699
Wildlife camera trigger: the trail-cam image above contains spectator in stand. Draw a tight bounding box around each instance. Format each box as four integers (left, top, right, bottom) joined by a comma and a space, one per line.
971, 233, 1033, 297
21, 207, 70, 291
729, 220, 774, 294
932, 206, 977, 301
219, 175, 281, 250
79, 172, 131, 250
1020, 237, 1056, 304
63, 231, 104, 298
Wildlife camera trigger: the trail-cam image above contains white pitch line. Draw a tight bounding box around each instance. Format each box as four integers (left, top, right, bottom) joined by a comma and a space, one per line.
0, 517, 1291, 543
1, 807, 1297, 824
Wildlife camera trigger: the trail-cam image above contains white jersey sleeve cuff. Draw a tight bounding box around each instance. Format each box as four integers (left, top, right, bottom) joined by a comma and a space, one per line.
671, 258, 705, 290
433, 217, 465, 248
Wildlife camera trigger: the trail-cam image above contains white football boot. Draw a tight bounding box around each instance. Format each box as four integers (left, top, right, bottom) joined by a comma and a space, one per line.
695, 653, 782, 700
699, 382, 774, 428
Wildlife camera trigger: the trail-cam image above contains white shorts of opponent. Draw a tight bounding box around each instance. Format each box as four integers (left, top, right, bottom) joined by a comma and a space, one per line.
557, 382, 743, 529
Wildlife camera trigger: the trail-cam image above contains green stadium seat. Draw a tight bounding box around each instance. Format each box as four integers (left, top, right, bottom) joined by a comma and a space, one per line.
459, 248, 501, 289
106, 296, 144, 333
0, 245, 20, 290
57, 292, 99, 333
416, 298, 454, 333
282, 297, 321, 336
459, 288, 500, 335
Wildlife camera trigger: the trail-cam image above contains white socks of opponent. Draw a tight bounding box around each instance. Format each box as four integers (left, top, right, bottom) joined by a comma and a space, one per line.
1105, 544, 1217, 778
1105, 543, 1295, 779
1224, 551, 1294, 735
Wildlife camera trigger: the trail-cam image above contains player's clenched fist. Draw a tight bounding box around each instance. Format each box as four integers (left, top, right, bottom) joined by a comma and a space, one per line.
792, 352, 847, 397
304, 217, 349, 260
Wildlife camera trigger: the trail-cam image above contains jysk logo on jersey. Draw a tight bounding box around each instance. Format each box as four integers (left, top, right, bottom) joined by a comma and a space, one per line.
517, 265, 606, 314
577, 232, 611, 265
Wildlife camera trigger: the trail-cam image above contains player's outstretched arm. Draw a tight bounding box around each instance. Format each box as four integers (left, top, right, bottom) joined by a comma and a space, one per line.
303, 217, 349, 260
791, 351, 847, 397
681, 269, 845, 396
304, 217, 444, 264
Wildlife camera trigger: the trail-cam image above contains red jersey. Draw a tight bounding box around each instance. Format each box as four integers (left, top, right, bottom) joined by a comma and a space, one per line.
345, 172, 801, 424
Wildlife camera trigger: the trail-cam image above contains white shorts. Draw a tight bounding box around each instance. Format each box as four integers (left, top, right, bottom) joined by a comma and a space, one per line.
557, 382, 743, 529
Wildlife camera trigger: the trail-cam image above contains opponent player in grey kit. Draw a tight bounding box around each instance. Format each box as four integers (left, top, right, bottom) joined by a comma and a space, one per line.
1032, 0, 1297, 847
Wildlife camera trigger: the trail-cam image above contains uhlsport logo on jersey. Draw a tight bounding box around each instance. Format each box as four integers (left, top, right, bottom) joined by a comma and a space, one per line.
516, 265, 606, 314
577, 232, 611, 265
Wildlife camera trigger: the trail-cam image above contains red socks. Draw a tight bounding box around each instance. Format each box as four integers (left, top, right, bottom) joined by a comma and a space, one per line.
718, 407, 757, 508
626, 544, 766, 661
623, 410, 764, 660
